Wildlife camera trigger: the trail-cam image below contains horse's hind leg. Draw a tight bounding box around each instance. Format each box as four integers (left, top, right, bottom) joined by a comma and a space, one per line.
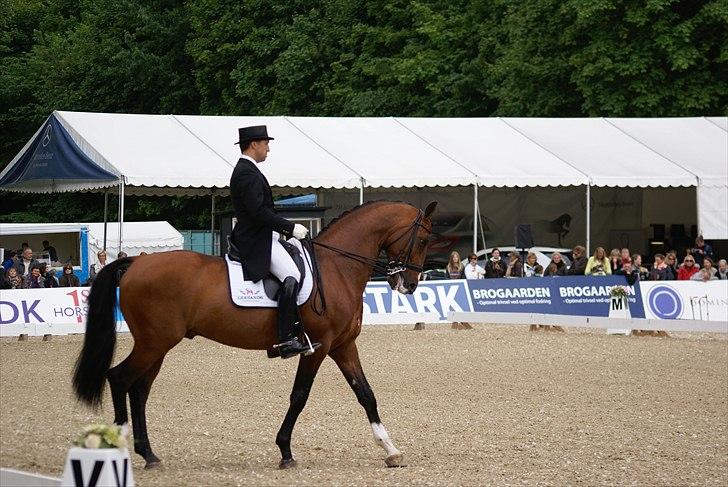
275, 350, 327, 469
329, 340, 403, 467
129, 357, 164, 468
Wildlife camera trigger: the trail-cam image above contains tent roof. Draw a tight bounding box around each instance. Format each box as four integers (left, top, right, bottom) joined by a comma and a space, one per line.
505, 118, 700, 187
397, 118, 589, 187
2, 112, 726, 193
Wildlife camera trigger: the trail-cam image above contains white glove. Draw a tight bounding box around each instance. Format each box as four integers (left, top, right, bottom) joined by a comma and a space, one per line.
292, 224, 309, 240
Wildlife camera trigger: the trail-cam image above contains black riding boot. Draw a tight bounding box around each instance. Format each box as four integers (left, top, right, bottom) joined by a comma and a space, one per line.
268, 276, 321, 359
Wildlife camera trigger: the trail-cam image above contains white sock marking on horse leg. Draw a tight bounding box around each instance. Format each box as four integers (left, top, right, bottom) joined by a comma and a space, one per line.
370, 422, 400, 457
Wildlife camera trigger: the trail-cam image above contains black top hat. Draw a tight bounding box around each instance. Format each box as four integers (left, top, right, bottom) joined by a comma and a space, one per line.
234, 125, 275, 145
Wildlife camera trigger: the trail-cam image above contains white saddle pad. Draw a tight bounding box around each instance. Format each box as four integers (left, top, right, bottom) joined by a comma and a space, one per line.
225, 239, 314, 308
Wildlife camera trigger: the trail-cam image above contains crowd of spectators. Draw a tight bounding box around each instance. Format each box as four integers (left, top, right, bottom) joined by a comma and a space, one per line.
441, 235, 725, 284
1, 244, 99, 289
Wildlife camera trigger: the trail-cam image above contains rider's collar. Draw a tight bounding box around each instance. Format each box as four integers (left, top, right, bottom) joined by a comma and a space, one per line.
240, 155, 257, 165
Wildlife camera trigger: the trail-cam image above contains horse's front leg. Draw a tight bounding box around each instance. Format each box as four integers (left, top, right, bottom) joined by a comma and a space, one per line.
329, 340, 404, 467
275, 348, 327, 469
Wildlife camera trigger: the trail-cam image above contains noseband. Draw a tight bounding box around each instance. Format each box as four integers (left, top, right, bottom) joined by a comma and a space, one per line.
309, 209, 431, 277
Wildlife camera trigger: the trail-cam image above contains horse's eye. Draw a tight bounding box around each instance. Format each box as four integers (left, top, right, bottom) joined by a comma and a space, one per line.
419, 238, 427, 245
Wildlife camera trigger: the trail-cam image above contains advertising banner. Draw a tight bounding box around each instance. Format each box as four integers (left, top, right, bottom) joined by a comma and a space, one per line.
468, 276, 645, 318
640, 281, 728, 322
363, 280, 473, 320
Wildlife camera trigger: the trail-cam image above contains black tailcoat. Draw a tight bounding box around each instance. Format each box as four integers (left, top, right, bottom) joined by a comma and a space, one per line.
230, 157, 294, 282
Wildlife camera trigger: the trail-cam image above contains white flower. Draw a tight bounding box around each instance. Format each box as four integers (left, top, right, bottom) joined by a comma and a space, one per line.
84, 433, 102, 449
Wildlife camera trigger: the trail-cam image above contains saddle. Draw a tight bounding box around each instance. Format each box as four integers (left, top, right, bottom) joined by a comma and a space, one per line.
226, 238, 312, 306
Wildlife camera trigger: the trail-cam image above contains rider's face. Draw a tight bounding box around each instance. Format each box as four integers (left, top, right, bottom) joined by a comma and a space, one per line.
251, 140, 270, 162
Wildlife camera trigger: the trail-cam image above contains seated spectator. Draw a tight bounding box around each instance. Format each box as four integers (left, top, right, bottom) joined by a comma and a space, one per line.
2, 250, 17, 271
543, 252, 567, 276
691, 267, 718, 282
0, 267, 8, 289
22, 265, 45, 288
632, 254, 649, 281
585, 247, 611, 276
717, 259, 727, 280
620, 248, 631, 264
690, 235, 714, 268
484, 248, 506, 278
504, 251, 523, 278
5, 267, 24, 289
59, 264, 81, 287
615, 259, 639, 285
117, 251, 128, 259
463, 253, 485, 279
524, 252, 543, 277
567, 245, 587, 275
700, 257, 718, 278
609, 248, 621, 274
677, 255, 700, 280
446, 251, 465, 279
664, 252, 678, 280
650, 254, 669, 280
40, 263, 59, 288
87, 250, 109, 284
42, 240, 58, 263
12, 247, 39, 277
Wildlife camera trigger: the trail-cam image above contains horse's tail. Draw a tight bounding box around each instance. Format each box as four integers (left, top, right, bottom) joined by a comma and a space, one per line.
73, 257, 134, 409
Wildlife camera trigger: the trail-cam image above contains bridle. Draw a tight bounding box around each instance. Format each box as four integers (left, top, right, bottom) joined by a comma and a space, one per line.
308, 209, 432, 277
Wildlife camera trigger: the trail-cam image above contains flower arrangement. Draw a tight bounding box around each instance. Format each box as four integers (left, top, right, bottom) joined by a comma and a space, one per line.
74, 423, 129, 449
609, 286, 629, 298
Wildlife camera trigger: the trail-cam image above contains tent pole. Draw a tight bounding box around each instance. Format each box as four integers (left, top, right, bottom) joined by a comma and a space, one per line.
118, 179, 125, 254
359, 178, 364, 205
586, 184, 591, 255
211, 191, 216, 256
473, 183, 478, 254
103, 190, 108, 250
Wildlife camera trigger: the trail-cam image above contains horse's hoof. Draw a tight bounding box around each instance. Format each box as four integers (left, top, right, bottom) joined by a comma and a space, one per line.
279, 458, 297, 469
385, 453, 405, 467
144, 460, 162, 470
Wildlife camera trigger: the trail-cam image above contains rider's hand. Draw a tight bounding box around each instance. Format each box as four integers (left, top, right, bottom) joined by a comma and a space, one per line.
292, 224, 309, 239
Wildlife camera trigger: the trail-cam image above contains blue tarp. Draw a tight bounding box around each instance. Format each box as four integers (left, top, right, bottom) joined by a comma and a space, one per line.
275, 194, 316, 206
0, 115, 117, 189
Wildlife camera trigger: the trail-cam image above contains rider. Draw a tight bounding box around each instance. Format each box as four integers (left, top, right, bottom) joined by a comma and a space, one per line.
230, 125, 321, 359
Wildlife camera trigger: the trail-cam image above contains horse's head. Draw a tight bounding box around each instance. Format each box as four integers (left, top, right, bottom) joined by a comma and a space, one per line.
385, 201, 437, 294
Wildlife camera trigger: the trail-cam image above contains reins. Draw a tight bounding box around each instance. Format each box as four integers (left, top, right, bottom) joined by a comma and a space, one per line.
303, 210, 432, 316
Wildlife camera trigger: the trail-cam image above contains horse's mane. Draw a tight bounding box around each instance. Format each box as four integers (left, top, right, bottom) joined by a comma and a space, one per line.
316, 200, 408, 238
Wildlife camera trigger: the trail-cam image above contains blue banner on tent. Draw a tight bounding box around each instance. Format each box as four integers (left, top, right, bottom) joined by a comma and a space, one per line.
468, 276, 645, 318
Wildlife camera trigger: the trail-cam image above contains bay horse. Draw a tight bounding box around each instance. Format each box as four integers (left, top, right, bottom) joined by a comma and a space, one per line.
73, 200, 437, 469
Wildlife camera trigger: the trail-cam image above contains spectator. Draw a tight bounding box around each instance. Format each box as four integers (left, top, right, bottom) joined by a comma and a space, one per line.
40, 263, 59, 288
2, 250, 17, 271
664, 252, 678, 280
543, 252, 567, 276
524, 252, 543, 277
504, 251, 523, 278
690, 235, 714, 268
463, 253, 485, 279
22, 265, 45, 288
0, 267, 8, 289
484, 248, 506, 278
87, 250, 109, 283
691, 267, 718, 282
716, 259, 728, 280
5, 267, 24, 289
677, 255, 700, 280
59, 264, 81, 287
585, 247, 611, 276
620, 248, 631, 264
42, 240, 58, 263
615, 259, 639, 285
650, 254, 669, 280
609, 248, 621, 274
701, 257, 718, 279
445, 251, 465, 279
117, 251, 128, 259
12, 247, 39, 277
632, 254, 650, 281
567, 245, 587, 275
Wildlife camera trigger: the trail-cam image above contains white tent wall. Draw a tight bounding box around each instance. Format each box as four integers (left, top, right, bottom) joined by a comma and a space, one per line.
698, 186, 728, 240
86, 221, 183, 262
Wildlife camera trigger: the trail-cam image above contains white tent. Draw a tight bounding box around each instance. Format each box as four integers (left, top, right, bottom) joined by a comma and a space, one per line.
86, 221, 183, 259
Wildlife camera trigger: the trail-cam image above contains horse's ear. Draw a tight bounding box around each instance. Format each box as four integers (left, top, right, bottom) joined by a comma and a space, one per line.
424, 201, 437, 219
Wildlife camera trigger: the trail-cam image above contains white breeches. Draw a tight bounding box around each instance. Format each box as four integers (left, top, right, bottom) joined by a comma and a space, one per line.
270, 231, 300, 283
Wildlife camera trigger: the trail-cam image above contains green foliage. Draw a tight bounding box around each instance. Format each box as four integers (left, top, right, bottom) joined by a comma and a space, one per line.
1, 0, 725, 227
